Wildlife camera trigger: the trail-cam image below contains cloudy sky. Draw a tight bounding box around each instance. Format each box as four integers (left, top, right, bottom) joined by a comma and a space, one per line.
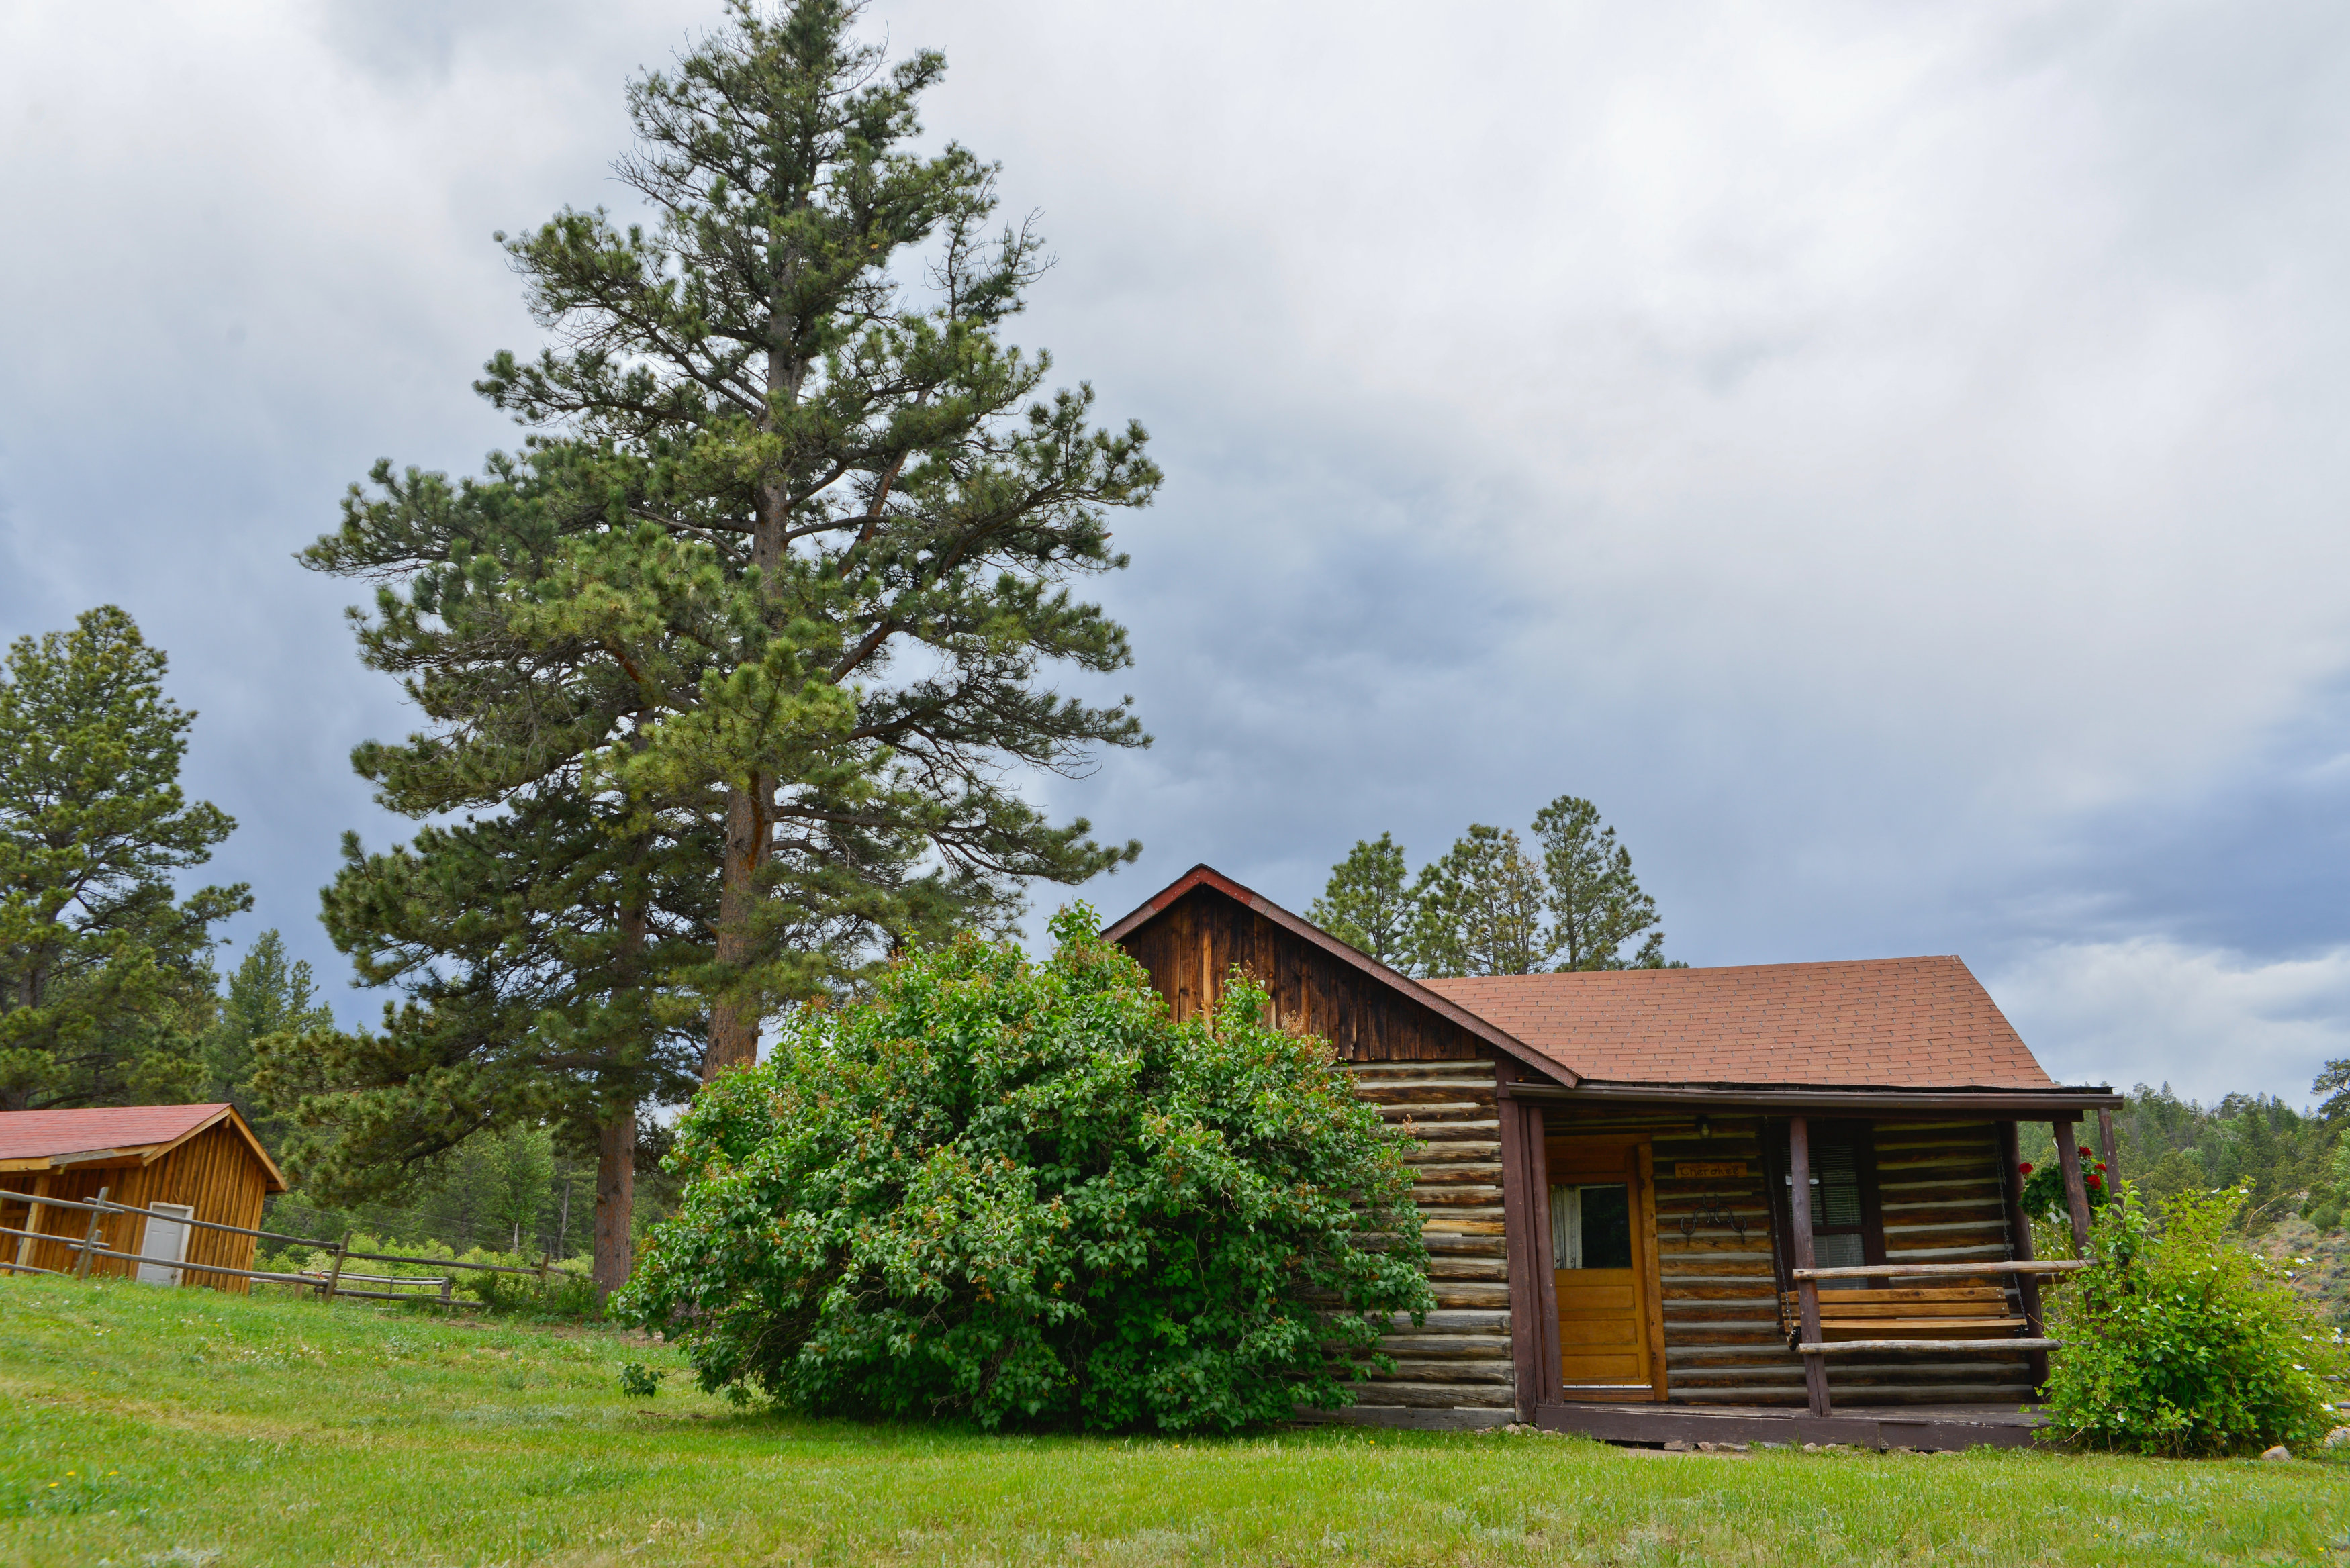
4, 0, 2347, 1102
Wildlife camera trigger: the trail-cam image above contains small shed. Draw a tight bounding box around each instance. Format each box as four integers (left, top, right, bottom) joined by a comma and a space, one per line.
0, 1104, 287, 1293
1104, 865, 2120, 1451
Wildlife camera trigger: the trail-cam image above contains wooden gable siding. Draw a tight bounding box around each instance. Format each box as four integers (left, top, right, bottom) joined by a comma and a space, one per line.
1546, 1110, 2034, 1406
1117, 887, 1494, 1061
1, 1121, 270, 1293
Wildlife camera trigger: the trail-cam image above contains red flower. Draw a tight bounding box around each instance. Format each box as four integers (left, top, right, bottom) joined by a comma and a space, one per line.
2018, 1162, 2034, 1175
2085, 1173, 2102, 1188
2079, 1146, 2093, 1159
2094, 1163, 2107, 1173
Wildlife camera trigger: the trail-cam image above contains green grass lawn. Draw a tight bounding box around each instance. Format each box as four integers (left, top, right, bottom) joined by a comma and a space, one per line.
1, 1274, 2344, 1567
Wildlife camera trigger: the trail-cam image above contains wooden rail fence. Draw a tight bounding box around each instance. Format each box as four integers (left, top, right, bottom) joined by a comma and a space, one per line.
0, 1187, 580, 1304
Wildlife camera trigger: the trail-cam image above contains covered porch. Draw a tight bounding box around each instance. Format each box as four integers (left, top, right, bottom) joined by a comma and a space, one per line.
1493, 1078, 2122, 1442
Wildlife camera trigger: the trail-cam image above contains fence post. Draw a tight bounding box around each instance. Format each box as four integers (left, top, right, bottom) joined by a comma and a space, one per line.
325, 1232, 352, 1303
75, 1187, 111, 1281
536, 1253, 550, 1298
440, 1275, 453, 1312
9, 1173, 52, 1274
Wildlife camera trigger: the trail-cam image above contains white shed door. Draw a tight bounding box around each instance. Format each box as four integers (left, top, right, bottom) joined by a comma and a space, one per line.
136, 1203, 195, 1285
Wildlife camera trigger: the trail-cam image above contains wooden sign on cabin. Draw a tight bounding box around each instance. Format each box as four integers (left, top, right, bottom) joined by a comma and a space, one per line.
1674, 1161, 1746, 1179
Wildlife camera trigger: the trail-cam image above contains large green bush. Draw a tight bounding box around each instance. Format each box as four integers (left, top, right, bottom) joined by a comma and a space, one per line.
2042, 1182, 2345, 1456
614, 908, 1435, 1432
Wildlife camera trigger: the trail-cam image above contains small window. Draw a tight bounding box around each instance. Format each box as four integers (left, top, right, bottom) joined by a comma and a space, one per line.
1809, 1133, 1867, 1279
1771, 1121, 1883, 1290
1551, 1183, 1634, 1269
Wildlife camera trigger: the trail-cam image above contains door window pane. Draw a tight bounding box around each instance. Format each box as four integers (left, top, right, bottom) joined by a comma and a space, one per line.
1550, 1183, 1634, 1269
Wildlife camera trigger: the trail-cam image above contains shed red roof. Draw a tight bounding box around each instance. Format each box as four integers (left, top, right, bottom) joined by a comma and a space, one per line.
0, 1103, 235, 1160
1420, 958, 2055, 1090
0, 1103, 286, 1190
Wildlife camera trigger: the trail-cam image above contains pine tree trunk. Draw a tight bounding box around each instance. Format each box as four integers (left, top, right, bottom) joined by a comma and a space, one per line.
706, 775, 770, 1078
700, 267, 798, 1082
592, 1106, 636, 1300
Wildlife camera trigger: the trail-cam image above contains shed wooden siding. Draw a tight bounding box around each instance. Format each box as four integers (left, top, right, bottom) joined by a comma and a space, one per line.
0, 1122, 269, 1293
1117, 887, 1495, 1061
1545, 1110, 2033, 1406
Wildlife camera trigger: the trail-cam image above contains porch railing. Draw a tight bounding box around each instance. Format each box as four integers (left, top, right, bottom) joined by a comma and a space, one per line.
1785, 1110, 2100, 1418
1787, 1260, 2085, 1353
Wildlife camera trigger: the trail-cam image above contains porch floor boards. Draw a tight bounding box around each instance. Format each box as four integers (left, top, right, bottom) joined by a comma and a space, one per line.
1536, 1400, 2044, 1451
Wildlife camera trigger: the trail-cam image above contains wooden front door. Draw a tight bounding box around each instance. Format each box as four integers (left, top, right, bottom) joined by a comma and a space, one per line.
1546, 1135, 1664, 1402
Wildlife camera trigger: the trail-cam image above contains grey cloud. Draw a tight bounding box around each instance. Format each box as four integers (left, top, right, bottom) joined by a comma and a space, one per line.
5, 0, 2348, 1101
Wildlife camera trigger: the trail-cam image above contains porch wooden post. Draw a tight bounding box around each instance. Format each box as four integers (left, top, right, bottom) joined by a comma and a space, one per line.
2052, 1122, 2092, 1255
1787, 1116, 1830, 1418
1497, 1075, 1556, 1422
1995, 1121, 2047, 1391
1527, 1107, 1559, 1414
2095, 1108, 2118, 1180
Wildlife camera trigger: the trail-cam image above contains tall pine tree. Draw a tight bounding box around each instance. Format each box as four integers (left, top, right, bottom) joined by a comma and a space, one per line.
1408, 826, 1553, 977
0, 607, 248, 1110
203, 928, 332, 1148
1315, 797, 1679, 976
1532, 794, 1673, 970
305, 0, 1159, 1081
252, 751, 715, 1296
289, 1, 1154, 1293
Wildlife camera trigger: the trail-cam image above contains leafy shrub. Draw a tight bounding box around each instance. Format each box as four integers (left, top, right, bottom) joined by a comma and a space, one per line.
461, 1265, 599, 1320
617, 1361, 667, 1398
614, 908, 1436, 1432
2042, 1181, 2346, 1456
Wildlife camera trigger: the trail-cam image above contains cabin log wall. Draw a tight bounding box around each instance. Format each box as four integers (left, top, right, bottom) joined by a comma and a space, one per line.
1544, 1109, 2034, 1406
1871, 1120, 2036, 1404
1316, 1061, 1517, 1428
0, 1122, 269, 1292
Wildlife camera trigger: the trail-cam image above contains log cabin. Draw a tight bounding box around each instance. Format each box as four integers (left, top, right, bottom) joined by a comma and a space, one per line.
1104, 865, 2119, 1451
0, 1104, 287, 1293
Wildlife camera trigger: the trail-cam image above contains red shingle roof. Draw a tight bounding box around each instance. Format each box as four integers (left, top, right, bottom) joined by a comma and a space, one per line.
0, 1103, 236, 1161
1421, 958, 2055, 1090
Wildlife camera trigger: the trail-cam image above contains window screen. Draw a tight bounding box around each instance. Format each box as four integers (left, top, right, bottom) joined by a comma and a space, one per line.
1799, 1125, 1873, 1288
1811, 1136, 1863, 1230
1551, 1183, 1634, 1269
